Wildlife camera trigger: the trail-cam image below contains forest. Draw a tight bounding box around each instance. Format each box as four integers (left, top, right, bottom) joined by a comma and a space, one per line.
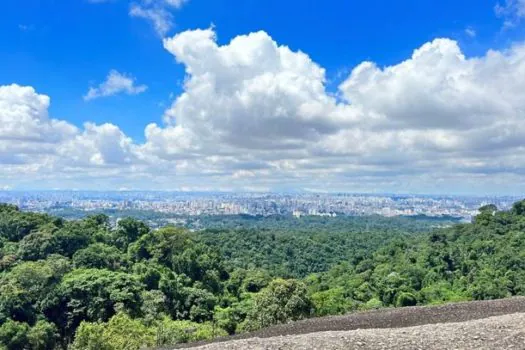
1, 201, 524, 349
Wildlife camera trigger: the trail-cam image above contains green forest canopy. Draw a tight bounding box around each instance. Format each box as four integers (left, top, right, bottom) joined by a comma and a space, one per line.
1, 201, 525, 349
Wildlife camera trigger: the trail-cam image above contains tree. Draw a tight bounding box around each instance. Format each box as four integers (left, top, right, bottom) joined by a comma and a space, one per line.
512, 200, 525, 216
226, 269, 271, 298
242, 279, 313, 330
0, 282, 35, 325
84, 214, 110, 230
69, 322, 108, 350
140, 290, 168, 325
311, 287, 353, 316
55, 269, 144, 337
214, 306, 243, 335
71, 313, 156, 350
113, 217, 149, 250
27, 320, 58, 350
0, 211, 58, 242
155, 318, 226, 346
0, 320, 30, 350
0, 203, 19, 213
49, 224, 91, 257
363, 298, 383, 310
174, 244, 226, 293
128, 226, 191, 266
18, 232, 55, 261
182, 287, 217, 322
475, 204, 498, 225
479, 204, 498, 213
468, 269, 511, 300
396, 292, 417, 307
4, 256, 71, 307
73, 243, 124, 270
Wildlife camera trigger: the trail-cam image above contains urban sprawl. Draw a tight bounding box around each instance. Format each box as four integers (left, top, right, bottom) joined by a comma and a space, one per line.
0, 191, 519, 221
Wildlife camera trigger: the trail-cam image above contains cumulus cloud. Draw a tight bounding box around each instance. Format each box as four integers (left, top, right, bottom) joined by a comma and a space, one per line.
58, 123, 136, 167
0, 84, 77, 145
154, 29, 361, 155
3, 29, 525, 193
84, 70, 147, 101
0, 83, 137, 186
141, 30, 525, 191
339, 39, 525, 131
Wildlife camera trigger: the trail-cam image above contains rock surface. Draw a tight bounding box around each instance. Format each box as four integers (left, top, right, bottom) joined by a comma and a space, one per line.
175, 297, 525, 350
185, 313, 525, 349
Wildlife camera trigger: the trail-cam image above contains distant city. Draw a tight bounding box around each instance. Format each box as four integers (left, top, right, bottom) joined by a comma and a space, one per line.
0, 191, 521, 221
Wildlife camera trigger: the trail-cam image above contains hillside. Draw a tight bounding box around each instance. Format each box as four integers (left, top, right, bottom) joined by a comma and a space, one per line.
175, 297, 525, 349
1, 201, 525, 349
182, 312, 525, 350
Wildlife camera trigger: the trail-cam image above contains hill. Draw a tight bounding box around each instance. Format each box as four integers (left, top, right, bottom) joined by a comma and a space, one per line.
1, 200, 525, 349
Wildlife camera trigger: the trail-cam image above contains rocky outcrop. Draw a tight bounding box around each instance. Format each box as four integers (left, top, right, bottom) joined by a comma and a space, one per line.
175, 297, 525, 350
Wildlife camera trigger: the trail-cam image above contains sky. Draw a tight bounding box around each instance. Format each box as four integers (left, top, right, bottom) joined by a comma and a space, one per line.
1, 0, 525, 194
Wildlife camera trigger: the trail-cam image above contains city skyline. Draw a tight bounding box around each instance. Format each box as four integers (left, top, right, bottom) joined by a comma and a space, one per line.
1, 190, 520, 221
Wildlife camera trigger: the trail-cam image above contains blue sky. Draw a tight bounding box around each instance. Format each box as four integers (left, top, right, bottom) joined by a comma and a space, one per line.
1, 0, 515, 139
1, 0, 525, 194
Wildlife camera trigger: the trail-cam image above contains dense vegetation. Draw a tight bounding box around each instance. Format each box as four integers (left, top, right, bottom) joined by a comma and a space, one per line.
196, 215, 454, 278
0, 201, 524, 349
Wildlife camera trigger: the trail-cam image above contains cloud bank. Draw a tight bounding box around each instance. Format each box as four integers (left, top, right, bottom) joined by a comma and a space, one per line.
2, 29, 525, 193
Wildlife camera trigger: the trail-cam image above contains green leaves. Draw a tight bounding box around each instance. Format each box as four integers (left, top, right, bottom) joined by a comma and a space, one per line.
2, 199, 525, 349
71, 314, 226, 350
73, 243, 124, 270
71, 313, 155, 350
0, 320, 30, 350
26, 320, 58, 350
112, 217, 149, 250
155, 318, 226, 346
242, 278, 313, 331
55, 269, 144, 336
2, 256, 71, 318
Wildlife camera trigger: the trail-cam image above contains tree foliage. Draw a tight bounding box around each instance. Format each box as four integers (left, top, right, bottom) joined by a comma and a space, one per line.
1, 200, 525, 349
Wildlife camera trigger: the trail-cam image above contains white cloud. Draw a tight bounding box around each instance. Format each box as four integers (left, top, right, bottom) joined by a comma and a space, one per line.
130, 3, 173, 36
0, 84, 137, 185
58, 123, 136, 167
129, 0, 187, 36
339, 39, 525, 131
156, 29, 360, 155
164, 0, 187, 8
84, 70, 147, 101
465, 27, 476, 37
0, 84, 77, 144
495, 0, 525, 28
90, 0, 188, 37
142, 30, 525, 192
3, 29, 525, 193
